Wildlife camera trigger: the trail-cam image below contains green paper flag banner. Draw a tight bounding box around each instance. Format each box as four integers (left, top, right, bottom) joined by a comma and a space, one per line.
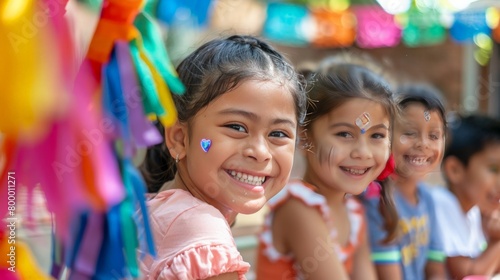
402, 8, 446, 47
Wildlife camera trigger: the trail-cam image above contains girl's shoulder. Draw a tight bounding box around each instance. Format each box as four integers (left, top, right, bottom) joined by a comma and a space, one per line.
148, 188, 219, 214
269, 179, 329, 214
141, 189, 249, 279
147, 189, 230, 237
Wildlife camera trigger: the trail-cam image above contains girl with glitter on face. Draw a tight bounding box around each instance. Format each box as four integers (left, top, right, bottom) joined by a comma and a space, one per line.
256, 54, 399, 280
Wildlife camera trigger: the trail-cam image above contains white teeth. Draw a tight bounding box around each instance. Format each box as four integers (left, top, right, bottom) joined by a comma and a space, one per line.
407, 156, 428, 166
343, 167, 368, 175
228, 171, 265, 186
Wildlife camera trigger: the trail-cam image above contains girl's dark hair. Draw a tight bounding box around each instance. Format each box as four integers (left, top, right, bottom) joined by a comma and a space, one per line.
140, 35, 307, 193
304, 54, 400, 244
396, 83, 447, 132
377, 179, 398, 244
304, 55, 397, 129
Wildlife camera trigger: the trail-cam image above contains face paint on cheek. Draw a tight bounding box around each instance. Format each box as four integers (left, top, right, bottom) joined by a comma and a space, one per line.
316, 144, 336, 169
200, 138, 211, 152
399, 135, 410, 145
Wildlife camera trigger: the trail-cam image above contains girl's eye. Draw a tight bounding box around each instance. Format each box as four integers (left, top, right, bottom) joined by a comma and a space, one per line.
225, 124, 246, 132
429, 134, 440, 140
371, 133, 386, 139
404, 132, 416, 137
269, 131, 289, 138
336, 132, 353, 138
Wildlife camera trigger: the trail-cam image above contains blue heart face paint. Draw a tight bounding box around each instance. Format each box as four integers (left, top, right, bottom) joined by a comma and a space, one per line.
200, 138, 211, 153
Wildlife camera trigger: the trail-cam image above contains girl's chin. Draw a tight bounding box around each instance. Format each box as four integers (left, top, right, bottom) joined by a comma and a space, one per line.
396, 166, 429, 179
230, 199, 266, 215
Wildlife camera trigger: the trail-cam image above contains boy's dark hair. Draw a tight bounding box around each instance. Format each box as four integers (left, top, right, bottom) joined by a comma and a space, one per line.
444, 114, 500, 166
140, 35, 308, 193
396, 83, 447, 132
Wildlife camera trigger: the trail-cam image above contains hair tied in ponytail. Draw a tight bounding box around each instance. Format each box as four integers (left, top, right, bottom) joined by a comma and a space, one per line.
377, 154, 395, 181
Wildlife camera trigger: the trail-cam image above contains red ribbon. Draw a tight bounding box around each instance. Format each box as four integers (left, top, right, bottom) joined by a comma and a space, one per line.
377, 154, 395, 181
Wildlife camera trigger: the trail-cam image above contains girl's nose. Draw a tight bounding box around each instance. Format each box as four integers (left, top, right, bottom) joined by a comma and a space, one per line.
351, 138, 372, 160
414, 134, 431, 150
243, 137, 271, 162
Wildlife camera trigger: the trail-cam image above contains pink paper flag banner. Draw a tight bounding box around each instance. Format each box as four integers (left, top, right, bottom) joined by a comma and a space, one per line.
72, 61, 125, 208
354, 5, 402, 49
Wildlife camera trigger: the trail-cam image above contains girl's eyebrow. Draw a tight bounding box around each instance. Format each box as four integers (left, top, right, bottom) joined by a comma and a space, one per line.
219, 108, 258, 121
329, 122, 388, 130
218, 108, 296, 127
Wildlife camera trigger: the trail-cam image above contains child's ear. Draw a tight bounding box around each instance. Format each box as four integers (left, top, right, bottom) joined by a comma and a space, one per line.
165, 120, 187, 160
442, 156, 465, 185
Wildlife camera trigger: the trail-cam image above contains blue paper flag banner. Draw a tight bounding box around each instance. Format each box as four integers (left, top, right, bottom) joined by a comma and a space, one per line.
450, 10, 491, 43
263, 2, 312, 46
152, 0, 214, 26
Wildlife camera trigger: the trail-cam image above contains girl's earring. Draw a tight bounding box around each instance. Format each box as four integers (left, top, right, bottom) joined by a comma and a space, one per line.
175, 154, 179, 163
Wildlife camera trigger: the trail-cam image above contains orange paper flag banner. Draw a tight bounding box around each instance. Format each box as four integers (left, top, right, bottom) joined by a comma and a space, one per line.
311, 8, 356, 48
494, 10, 500, 43
86, 0, 144, 63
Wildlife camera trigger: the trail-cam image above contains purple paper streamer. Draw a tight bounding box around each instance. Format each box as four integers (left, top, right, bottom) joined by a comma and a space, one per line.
115, 41, 162, 148
73, 212, 104, 276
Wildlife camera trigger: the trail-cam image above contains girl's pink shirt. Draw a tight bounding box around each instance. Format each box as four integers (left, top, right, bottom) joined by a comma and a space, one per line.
138, 189, 250, 280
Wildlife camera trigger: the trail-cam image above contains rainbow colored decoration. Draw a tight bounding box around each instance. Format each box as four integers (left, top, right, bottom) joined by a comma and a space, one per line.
77, 0, 500, 48
1, 0, 184, 279
311, 8, 356, 47
0, 0, 73, 278
354, 5, 402, 48
49, 0, 184, 278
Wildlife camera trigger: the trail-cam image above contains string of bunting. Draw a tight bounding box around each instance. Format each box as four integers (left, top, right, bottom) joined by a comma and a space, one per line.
78, 0, 500, 50
262, 1, 499, 50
